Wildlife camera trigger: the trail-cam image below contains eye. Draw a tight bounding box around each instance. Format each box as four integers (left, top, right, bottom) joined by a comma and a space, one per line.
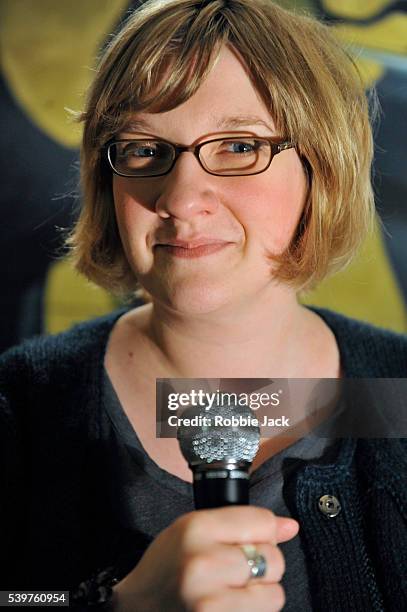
119, 141, 158, 158
229, 141, 255, 153
218, 139, 264, 155
111, 140, 172, 172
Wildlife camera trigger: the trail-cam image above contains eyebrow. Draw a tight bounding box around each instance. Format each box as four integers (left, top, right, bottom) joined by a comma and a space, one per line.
121, 115, 275, 133
216, 115, 274, 130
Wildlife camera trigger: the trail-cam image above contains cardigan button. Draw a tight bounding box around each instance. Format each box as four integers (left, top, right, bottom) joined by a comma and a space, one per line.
318, 494, 341, 518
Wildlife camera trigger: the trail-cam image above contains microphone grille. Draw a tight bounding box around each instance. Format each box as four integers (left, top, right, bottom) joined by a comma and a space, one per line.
177, 402, 260, 465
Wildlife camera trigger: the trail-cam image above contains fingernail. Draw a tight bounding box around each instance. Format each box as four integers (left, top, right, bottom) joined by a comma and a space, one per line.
284, 519, 299, 533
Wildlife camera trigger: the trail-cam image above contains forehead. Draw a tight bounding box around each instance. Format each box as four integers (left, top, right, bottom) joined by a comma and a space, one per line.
120, 45, 277, 140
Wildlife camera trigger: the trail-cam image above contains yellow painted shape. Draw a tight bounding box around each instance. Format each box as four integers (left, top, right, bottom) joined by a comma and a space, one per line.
353, 57, 384, 87
45, 258, 117, 334
301, 216, 407, 332
334, 15, 407, 55
0, 0, 129, 148
323, 0, 395, 20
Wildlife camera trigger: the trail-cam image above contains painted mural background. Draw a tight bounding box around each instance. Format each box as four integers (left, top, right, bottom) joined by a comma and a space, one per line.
0, 0, 406, 352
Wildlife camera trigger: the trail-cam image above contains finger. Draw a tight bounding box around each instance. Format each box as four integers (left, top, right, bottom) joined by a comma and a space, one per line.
180, 542, 285, 603
194, 582, 286, 612
239, 543, 286, 585
180, 506, 298, 551
275, 515, 300, 543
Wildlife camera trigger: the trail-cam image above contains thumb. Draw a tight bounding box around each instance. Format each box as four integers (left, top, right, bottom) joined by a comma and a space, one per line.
275, 516, 300, 543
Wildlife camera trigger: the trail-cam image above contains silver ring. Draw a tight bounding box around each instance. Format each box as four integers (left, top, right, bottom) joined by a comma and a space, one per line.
240, 544, 267, 580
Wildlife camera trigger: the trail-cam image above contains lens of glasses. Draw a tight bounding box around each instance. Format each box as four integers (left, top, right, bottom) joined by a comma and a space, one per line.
200, 138, 271, 175
109, 140, 175, 176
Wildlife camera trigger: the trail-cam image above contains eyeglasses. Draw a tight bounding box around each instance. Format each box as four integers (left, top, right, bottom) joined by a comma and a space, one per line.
105, 136, 295, 178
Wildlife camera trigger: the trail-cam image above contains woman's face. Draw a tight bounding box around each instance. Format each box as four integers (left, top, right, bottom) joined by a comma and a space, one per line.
112, 45, 308, 314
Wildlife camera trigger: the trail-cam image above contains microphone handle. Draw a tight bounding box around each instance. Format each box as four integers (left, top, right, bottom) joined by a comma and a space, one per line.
193, 468, 250, 509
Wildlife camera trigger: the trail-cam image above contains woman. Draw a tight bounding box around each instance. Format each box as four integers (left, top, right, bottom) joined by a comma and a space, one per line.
1, 0, 406, 610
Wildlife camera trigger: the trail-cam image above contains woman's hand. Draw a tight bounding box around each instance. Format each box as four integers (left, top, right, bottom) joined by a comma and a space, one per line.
112, 506, 299, 612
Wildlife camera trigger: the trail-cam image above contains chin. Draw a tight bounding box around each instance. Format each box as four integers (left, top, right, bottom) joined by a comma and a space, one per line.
146, 278, 236, 315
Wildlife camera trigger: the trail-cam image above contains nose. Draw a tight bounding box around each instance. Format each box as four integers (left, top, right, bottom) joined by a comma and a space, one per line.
155, 153, 220, 220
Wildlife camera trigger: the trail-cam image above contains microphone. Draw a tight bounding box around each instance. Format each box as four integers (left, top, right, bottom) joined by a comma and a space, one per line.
177, 402, 260, 509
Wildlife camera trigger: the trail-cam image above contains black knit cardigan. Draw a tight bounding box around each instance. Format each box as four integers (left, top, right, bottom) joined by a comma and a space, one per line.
0, 306, 406, 611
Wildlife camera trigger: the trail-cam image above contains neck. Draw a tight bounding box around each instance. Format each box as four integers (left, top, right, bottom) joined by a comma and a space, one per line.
141, 288, 320, 378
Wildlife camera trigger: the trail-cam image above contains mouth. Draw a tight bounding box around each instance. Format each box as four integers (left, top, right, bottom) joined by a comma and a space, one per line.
155, 240, 232, 259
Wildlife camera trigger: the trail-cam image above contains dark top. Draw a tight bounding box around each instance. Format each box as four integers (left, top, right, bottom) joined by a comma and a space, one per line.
103, 369, 345, 611
0, 305, 406, 611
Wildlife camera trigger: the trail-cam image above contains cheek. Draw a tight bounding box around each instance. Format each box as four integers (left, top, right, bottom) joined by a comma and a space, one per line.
112, 179, 160, 277
236, 156, 308, 252
112, 178, 152, 246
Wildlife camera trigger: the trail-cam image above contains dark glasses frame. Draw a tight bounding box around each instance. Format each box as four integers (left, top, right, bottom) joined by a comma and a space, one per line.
105, 135, 295, 178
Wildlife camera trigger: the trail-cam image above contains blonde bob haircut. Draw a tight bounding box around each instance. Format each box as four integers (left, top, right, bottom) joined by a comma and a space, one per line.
68, 0, 377, 296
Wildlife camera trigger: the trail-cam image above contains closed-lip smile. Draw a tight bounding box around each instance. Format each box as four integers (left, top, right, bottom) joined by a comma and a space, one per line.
158, 239, 229, 248
155, 238, 233, 258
